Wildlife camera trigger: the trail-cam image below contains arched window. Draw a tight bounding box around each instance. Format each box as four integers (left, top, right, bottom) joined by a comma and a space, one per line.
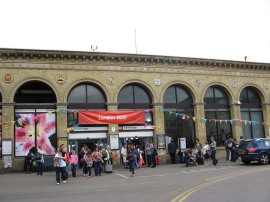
204, 86, 231, 146
13, 81, 57, 157
118, 84, 152, 125
240, 87, 264, 139
67, 83, 106, 126
163, 85, 195, 148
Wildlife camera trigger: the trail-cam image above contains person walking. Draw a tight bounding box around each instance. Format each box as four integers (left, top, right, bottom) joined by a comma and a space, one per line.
121, 143, 127, 169
70, 150, 78, 177
36, 146, 45, 176
202, 141, 211, 165
54, 148, 67, 185
145, 141, 152, 167
127, 143, 136, 177
150, 143, 157, 168
85, 150, 93, 178
168, 140, 177, 164
210, 136, 218, 166
224, 137, 231, 162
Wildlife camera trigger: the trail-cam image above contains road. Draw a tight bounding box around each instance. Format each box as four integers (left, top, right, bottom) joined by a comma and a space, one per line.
0, 160, 269, 202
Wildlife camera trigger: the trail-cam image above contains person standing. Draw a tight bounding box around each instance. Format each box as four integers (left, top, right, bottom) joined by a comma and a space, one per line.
92, 147, 103, 176
70, 150, 78, 177
145, 141, 152, 167
36, 145, 45, 176
85, 150, 93, 178
168, 140, 177, 164
127, 143, 136, 177
195, 139, 202, 157
210, 136, 218, 166
54, 148, 67, 185
224, 137, 231, 162
121, 143, 127, 169
150, 143, 157, 168
202, 141, 211, 165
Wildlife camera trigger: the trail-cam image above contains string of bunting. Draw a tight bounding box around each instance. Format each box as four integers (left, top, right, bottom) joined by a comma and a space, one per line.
0, 108, 268, 133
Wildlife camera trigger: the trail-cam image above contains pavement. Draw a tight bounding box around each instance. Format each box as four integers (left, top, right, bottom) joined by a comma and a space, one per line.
1, 158, 267, 202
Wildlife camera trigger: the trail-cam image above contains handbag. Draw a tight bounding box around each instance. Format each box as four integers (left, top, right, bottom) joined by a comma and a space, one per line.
54, 159, 60, 167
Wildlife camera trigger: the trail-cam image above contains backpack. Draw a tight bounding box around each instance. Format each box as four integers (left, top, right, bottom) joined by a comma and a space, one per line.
102, 149, 107, 158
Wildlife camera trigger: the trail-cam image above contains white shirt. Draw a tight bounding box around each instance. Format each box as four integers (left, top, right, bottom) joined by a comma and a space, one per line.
54, 153, 66, 167
202, 144, 210, 155
121, 147, 127, 162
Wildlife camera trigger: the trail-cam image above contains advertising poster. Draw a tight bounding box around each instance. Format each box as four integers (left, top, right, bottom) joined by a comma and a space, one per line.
110, 134, 119, 150
157, 134, 166, 149
2, 139, 12, 155
15, 113, 57, 156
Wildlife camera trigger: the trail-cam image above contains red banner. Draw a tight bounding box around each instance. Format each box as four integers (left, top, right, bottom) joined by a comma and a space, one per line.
78, 111, 145, 124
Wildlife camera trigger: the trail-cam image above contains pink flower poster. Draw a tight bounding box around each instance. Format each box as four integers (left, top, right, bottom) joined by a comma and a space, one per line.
15, 113, 56, 156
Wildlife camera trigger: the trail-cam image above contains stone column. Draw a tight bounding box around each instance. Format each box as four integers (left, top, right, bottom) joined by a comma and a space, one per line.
194, 103, 206, 144
106, 103, 120, 165
56, 103, 68, 139
230, 104, 242, 140
1, 103, 16, 169
262, 103, 270, 137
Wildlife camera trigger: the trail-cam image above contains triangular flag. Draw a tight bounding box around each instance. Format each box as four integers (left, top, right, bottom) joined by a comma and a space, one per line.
48, 111, 53, 116
230, 120, 233, 125
12, 121, 15, 127
214, 120, 217, 124
159, 107, 163, 112
193, 117, 196, 122
204, 119, 207, 123
219, 120, 222, 124
186, 116, 190, 120
175, 113, 179, 118
61, 109, 66, 116
27, 117, 31, 123
253, 122, 256, 126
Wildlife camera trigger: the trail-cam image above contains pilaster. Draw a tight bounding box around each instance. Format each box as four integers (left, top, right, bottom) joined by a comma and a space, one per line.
230, 104, 243, 140
194, 103, 206, 144
56, 103, 68, 138
262, 103, 270, 137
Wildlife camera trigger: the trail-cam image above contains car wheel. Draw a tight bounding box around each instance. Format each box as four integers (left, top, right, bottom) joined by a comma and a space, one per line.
242, 159, 251, 165
259, 153, 269, 165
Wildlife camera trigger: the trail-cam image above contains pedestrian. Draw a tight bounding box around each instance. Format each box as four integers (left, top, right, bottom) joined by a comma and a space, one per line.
107, 145, 113, 165
202, 141, 211, 165
92, 147, 103, 176
145, 141, 152, 167
137, 146, 144, 168
230, 138, 238, 162
239, 136, 245, 145
195, 139, 202, 157
224, 137, 231, 162
85, 150, 93, 178
54, 148, 67, 185
150, 143, 158, 168
121, 143, 127, 169
36, 145, 45, 176
127, 143, 136, 177
168, 139, 177, 164
210, 136, 218, 166
70, 150, 78, 177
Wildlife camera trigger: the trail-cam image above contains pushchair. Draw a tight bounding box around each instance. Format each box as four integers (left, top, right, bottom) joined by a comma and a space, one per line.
24, 153, 35, 173
184, 149, 198, 167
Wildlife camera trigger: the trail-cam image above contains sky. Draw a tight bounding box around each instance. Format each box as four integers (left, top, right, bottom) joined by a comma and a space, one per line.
0, 0, 270, 63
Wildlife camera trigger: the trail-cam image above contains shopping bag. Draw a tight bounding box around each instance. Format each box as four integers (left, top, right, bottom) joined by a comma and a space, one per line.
155, 157, 160, 165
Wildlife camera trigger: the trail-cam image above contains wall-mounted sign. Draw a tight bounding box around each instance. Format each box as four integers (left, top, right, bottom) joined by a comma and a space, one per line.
79, 111, 145, 124
180, 138, 186, 149
2, 139, 12, 155
110, 135, 119, 150
119, 125, 154, 130
157, 134, 166, 149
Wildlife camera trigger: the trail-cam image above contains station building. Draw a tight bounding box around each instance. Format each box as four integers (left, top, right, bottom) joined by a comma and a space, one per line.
0, 48, 270, 170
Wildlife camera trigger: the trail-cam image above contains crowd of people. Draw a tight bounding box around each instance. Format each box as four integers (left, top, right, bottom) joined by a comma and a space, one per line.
24, 136, 245, 185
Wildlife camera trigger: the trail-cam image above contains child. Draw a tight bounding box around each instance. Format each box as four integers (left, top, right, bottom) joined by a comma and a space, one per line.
85, 150, 93, 178
70, 150, 78, 177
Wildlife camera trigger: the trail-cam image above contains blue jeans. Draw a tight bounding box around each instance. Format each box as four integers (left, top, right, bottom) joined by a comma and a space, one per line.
37, 162, 43, 176
94, 161, 102, 176
71, 164, 77, 177
211, 150, 218, 166
129, 160, 135, 175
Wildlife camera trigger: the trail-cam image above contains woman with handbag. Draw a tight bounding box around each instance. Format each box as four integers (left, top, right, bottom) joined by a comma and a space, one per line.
54, 148, 67, 185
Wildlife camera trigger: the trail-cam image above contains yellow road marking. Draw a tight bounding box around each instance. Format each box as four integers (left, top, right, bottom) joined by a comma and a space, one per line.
171, 167, 270, 202
166, 167, 270, 202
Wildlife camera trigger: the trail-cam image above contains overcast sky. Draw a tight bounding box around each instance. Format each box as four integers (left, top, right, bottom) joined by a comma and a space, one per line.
0, 0, 270, 63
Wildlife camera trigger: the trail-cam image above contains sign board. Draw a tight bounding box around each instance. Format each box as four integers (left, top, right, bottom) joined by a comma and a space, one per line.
79, 111, 145, 124
157, 134, 166, 149
110, 135, 119, 150
180, 138, 186, 149
2, 139, 12, 155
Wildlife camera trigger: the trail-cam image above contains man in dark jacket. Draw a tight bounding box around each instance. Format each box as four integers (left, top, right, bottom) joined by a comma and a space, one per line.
168, 140, 177, 164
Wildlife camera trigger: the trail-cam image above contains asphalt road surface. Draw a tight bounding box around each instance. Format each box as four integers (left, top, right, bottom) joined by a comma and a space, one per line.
0, 160, 269, 202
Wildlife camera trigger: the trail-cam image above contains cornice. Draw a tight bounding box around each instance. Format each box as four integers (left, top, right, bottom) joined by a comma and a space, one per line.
0, 48, 269, 72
